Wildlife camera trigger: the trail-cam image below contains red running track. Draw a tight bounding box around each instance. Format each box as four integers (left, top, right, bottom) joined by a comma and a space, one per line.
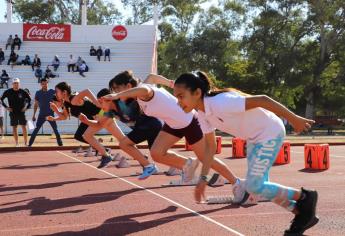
0, 146, 345, 236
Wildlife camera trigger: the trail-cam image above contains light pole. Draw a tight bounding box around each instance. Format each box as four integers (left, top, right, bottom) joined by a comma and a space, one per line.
6, 0, 13, 24
81, 0, 87, 25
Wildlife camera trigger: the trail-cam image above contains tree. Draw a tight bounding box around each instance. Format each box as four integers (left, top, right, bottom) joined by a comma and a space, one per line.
13, 0, 121, 25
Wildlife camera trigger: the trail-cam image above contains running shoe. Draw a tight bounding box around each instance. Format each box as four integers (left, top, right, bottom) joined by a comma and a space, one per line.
138, 164, 159, 180
284, 188, 319, 236
97, 155, 114, 168
182, 158, 199, 182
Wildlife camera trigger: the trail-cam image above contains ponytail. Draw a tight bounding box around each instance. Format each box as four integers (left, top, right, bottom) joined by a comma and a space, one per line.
109, 70, 138, 89
175, 71, 249, 97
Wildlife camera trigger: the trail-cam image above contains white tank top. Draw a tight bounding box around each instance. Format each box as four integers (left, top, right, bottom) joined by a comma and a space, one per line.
137, 85, 194, 129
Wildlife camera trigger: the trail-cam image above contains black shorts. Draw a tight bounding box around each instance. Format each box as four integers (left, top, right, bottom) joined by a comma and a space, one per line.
127, 116, 162, 149
9, 112, 27, 126
162, 116, 203, 145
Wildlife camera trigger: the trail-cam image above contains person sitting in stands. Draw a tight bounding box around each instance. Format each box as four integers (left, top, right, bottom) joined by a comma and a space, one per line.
12, 35, 22, 50
35, 66, 43, 83
5, 35, 13, 50
96, 46, 103, 61
77, 61, 88, 77
44, 66, 58, 80
0, 70, 10, 88
32, 54, 41, 71
104, 48, 110, 61
89, 46, 96, 56
67, 54, 76, 72
51, 55, 60, 71
21, 55, 31, 66
7, 50, 18, 67
0, 48, 5, 65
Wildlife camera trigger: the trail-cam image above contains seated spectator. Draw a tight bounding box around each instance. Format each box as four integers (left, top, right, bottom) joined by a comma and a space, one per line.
12, 35, 22, 50
51, 55, 60, 71
89, 46, 96, 56
75, 56, 83, 68
7, 50, 18, 67
67, 54, 76, 72
35, 66, 43, 83
44, 66, 58, 80
96, 46, 103, 61
0, 48, 4, 65
0, 70, 10, 88
77, 61, 88, 77
104, 48, 110, 61
5, 35, 13, 50
21, 55, 31, 66
32, 54, 41, 71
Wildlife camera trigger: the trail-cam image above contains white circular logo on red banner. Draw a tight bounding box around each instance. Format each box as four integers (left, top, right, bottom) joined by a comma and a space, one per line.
112, 25, 127, 41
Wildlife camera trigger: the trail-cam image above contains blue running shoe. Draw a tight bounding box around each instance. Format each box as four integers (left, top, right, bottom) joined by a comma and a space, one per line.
138, 164, 158, 180
97, 155, 113, 168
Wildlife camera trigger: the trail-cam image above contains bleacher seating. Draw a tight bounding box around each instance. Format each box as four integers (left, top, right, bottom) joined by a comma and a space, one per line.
0, 24, 155, 134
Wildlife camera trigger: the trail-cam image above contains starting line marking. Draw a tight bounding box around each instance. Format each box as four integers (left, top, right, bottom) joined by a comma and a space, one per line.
56, 151, 244, 236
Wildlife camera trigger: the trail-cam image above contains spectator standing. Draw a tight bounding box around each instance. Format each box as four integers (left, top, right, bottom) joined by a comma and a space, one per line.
96, 46, 103, 61
0, 48, 4, 65
21, 55, 31, 66
67, 54, 76, 72
0, 70, 10, 88
12, 35, 22, 50
0, 78, 31, 146
89, 46, 96, 56
32, 54, 41, 71
0, 101, 4, 140
104, 48, 110, 61
51, 55, 60, 71
35, 66, 43, 83
5, 35, 13, 50
29, 78, 62, 147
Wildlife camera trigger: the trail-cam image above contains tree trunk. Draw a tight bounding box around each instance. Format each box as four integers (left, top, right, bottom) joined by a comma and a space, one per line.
305, 90, 315, 119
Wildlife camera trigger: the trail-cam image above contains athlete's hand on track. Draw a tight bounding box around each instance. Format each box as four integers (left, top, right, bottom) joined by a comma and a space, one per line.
195, 180, 207, 203
290, 115, 315, 134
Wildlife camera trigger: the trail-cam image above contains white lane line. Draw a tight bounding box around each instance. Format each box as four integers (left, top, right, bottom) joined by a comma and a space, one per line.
56, 151, 244, 236
291, 150, 345, 158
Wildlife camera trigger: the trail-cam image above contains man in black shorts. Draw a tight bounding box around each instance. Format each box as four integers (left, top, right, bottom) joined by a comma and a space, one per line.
0, 78, 31, 146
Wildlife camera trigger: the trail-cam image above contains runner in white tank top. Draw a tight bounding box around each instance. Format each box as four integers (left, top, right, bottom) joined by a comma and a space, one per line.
103, 71, 247, 202
173, 71, 319, 236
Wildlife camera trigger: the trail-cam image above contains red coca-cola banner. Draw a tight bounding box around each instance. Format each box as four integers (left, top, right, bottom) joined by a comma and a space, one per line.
23, 23, 71, 42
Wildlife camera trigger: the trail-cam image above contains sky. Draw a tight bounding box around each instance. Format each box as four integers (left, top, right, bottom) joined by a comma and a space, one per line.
0, 0, 217, 24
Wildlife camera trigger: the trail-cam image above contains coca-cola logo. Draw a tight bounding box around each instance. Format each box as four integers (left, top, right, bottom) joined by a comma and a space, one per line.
27, 26, 66, 40
112, 25, 127, 41
23, 24, 71, 42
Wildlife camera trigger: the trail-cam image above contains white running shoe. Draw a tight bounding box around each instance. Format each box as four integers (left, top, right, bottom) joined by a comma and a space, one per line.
165, 167, 182, 176
84, 147, 93, 157
113, 153, 122, 161
182, 158, 199, 182
72, 146, 83, 153
116, 156, 130, 168
232, 178, 248, 204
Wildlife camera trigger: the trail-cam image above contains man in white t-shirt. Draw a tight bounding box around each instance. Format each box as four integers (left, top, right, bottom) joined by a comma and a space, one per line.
0, 101, 4, 140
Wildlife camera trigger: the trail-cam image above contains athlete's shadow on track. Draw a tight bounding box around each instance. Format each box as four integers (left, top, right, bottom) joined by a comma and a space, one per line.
0, 160, 99, 170
0, 177, 113, 193
0, 188, 143, 215
35, 204, 239, 236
